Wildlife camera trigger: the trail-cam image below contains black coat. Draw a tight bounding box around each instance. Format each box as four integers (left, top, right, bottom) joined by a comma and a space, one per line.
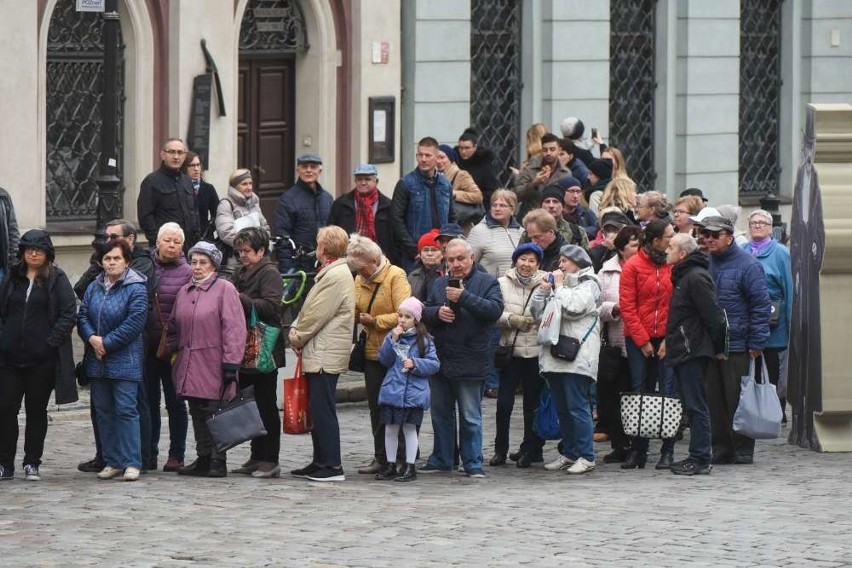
274, 179, 334, 272
137, 165, 200, 246
456, 147, 501, 204
540, 232, 567, 272
665, 251, 728, 367
328, 189, 399, 265
0, 263, 78, 404
196, 180, 219, 238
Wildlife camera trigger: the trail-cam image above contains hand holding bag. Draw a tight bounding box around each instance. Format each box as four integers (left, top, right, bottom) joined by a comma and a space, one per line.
206, 385, 268, 453
349, 283, 381, 372
242, 306, 283, 374
620, 392, 683, 439
537, 293, 562, 346
283, 356, 312, 434
733, 356, 783, 439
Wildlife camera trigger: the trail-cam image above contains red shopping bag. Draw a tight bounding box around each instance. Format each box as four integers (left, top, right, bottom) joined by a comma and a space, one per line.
283, 356, 312, 434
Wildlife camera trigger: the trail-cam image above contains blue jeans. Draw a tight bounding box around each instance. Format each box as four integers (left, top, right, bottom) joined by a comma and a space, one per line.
484, 327, 501, 391
625, 338, 675, 455
674, 357, 711, 464
91, 377, 141, 469
144, 352, 188, 461
544, 372, 595, 462
427, 376, 484, 471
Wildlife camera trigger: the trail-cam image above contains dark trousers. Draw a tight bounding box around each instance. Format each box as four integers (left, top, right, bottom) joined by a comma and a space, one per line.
494, 356, 544, 457
625, 337, 675, 455
673, 357, 712, 464
364, 359, 387, 462
707, 352, 755, 460
239, 371, 281, 463
187, 398, 225, 461
89, 382, 152, 467
307, 372, 341, 467
0, 363, 55, 468
596, 348, 631, 451
144, 352, 188, 461
763, 347, 787, 412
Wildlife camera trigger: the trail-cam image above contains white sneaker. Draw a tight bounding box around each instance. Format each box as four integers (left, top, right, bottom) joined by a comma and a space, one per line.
97, 466, 123, 480
23, 464, 41, 481
544, 455, 575, 471
566, 457, 596, 475
123, 467, 141, 481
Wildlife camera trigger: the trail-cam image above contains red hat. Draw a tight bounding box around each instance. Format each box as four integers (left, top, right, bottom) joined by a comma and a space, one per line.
418, 229, 441, 253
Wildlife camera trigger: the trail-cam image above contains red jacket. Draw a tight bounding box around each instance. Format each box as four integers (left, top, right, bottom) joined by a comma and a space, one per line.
619, 248, 673, 346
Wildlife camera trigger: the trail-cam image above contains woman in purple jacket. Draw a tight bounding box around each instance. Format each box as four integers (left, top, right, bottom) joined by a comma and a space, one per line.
169, 241, 247, 478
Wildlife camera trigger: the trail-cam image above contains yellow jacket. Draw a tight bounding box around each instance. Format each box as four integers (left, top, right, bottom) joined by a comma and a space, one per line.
355, 260, 412, 361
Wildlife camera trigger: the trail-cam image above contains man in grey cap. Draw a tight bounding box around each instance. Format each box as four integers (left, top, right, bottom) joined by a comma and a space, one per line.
275, 153, 334, 272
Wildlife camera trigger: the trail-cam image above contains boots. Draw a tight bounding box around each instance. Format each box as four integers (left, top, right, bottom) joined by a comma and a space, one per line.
374, 463, 398, 481
207, 458, 227, 478
178, 456, 211, 477
620, 450, 647, 470
656, 452, 674, 470
394, 463, 417, 482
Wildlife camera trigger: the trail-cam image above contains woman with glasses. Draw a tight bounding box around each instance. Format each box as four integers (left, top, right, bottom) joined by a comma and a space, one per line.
672, 196, 704, 235
181, 152, 219, 237
743, 209, 792, 420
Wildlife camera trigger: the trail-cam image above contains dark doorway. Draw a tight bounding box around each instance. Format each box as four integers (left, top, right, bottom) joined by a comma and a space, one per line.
237, 56, 296, 223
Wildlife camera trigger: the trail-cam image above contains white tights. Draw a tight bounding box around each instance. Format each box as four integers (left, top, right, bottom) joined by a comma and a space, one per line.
384, 423, 418, 465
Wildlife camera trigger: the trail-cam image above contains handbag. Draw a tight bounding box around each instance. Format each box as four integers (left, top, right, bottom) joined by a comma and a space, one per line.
154, 293, 170, 362
283, 356, 312, 434
733, 356, 783, 439
242, 306, 282, 374
533, 387, 561, 440
620, 392, 683, 439
495, 285, 539, 369
769, 299, 782, 329
454, 201, 486, 225
206, 385, 268, 453
349, 283, 381, 372
549, 318, 598, 362
537, 295, 562, 346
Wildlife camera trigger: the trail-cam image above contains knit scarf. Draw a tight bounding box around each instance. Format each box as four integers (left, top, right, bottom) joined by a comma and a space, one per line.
354, 188, 379, 241
747, 237, 772, 257
644, 244, 667, 266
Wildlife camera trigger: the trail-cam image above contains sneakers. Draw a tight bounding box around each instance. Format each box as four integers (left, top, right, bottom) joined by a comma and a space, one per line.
97, 466, 123, 480
0, 465, 13, 480
544, 455, 575, 471
465, 468, 486, 478
418, 464, 452, 474
305, 466, 345, 482
123, 467, 141, 481
77, 457, 104, 473
24, 465, 41, 481
566, 457, 595, 475
290, 462, 321, 478
671, 459, 712, 476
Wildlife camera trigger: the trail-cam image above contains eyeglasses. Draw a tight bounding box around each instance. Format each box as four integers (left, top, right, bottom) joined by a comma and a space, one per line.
566, 188, 582, 194
749, 221, 771, 228
163, 149, 186, 156
187, 162, 202, 169
491, 202, 512, 209
673, 209, 689, 216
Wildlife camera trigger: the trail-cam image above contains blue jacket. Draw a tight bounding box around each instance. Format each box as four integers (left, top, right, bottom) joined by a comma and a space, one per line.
275, 179, 334, 272
423, 264, 503, 380
377, 332, 440, 409
390, 168, 454, 261
565, 204, 598, 241
742, 239, 793, 349
78, 268, 149, 381
709, 244, 771, 353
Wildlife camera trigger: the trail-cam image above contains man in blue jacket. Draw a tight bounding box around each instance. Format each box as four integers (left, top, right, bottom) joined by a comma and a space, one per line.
702, 216, 771, 465
421, 239, 503, 477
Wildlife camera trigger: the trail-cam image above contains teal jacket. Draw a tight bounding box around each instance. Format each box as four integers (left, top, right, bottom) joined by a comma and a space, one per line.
742, 239, 793, 349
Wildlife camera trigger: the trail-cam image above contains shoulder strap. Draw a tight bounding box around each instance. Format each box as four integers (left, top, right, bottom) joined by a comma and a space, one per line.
365, 282, 381, 314
509, 284, 539, 347
579, 317, 597, 344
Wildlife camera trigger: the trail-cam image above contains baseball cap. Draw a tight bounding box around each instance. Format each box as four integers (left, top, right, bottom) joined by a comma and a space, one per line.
690, 207, 721, 225
700, 216, 734, 233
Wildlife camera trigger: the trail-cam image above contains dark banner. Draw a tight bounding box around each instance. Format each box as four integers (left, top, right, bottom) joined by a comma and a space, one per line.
187, 73, 213, 161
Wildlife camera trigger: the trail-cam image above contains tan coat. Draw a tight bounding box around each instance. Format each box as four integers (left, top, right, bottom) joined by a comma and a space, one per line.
444, 163, 483, 204
290, 258, 355, 374
497, 268, 546, 359
355, 260, 412, 360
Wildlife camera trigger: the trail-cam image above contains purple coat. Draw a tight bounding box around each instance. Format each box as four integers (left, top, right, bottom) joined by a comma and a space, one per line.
169, 274, 247, 401
146, 252, 192, 344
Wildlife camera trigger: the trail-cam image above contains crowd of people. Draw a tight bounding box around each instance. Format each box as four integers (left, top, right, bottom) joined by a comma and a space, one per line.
0, 121, 792, 483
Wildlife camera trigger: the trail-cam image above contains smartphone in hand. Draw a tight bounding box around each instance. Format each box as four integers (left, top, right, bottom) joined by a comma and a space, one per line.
448, 278, 461, 288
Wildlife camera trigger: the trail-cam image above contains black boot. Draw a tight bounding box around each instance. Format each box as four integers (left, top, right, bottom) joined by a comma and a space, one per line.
620, 450, 647, 470
656, 452, 674, 470
602, 448, 630, 464
394, 463, 417, 482
489, 453, 507, 466
207, 458, 227, 478
178, 456, 210, 477
374, 463, 398, 481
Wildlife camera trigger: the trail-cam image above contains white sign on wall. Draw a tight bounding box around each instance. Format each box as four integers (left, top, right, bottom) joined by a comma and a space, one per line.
76, 0, 105, 12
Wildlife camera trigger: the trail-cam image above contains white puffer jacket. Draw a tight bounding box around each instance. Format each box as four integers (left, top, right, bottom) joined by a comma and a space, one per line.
530, 267, 601, 380
497, 268, 546, 359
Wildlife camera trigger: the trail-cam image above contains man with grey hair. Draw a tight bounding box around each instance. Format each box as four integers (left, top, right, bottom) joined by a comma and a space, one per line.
421, 238, 503, 477
664, 233, 728, 475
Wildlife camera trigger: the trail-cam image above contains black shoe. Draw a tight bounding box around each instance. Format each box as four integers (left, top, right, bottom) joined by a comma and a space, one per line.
374, 463, 398, 481
515, 452, 543, 468
178, 456, 211, 477
620, 451, 647, 470
145, 457, 157, 472
77, 457, 104, 473
394, 463, 417, 482
207, 459, 227, 478
489, 453, 507, 467
290, 462, 321, 478
602, 449, 629, 464
508, 450, 522, 462
306, 466, 345, 482
711, 452, 734, 465
733, 454, 754, 465
671, 459, 712, 476
655, 453, 674, 470
0, 465, 13, 480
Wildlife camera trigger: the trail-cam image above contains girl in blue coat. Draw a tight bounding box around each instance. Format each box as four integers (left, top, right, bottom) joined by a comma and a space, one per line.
376, 297, 439, 482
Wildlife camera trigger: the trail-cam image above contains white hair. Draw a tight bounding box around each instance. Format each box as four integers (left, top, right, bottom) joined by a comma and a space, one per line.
748, 209, 773, 224
445, 238, 473, 255
672, 233, 698, 255
157, 222, 185, 243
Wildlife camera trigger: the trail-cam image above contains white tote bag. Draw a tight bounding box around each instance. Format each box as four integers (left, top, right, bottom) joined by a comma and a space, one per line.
233, 211, 261, 234
537, 297, 561, 346
733, 357, 783, 439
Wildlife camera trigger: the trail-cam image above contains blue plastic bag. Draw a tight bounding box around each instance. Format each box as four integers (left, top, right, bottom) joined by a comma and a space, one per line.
534, 388, 561, 440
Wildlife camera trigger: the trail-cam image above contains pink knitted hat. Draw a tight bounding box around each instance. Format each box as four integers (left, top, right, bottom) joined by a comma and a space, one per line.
398, 297, 423, 322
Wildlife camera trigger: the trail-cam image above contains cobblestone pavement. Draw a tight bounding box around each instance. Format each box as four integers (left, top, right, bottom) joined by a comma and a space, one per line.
2, 394, 851, 567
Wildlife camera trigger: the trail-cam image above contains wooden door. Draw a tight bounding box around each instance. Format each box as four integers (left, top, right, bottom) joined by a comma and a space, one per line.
238, 56, 296, 225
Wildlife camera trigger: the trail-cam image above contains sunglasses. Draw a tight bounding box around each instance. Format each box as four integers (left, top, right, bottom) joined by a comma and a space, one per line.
700, 230, 729, 240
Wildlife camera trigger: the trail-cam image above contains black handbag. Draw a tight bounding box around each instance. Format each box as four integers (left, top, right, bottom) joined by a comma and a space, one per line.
495, 285, 538, 369
769, 299, 782, 328
349, 283, 381, 372
206, 385, 267, 453
550, 319, 598, 362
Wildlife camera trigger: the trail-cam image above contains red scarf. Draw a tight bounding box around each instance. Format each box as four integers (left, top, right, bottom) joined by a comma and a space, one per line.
354, 188, 379, 241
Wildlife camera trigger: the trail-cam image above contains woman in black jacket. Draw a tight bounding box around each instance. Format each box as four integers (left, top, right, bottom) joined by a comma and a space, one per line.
182, 151, 219, 238
0, 230, 77, 481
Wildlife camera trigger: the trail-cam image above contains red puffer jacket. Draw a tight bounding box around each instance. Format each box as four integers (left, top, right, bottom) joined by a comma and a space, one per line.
619, 247, 673, 346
